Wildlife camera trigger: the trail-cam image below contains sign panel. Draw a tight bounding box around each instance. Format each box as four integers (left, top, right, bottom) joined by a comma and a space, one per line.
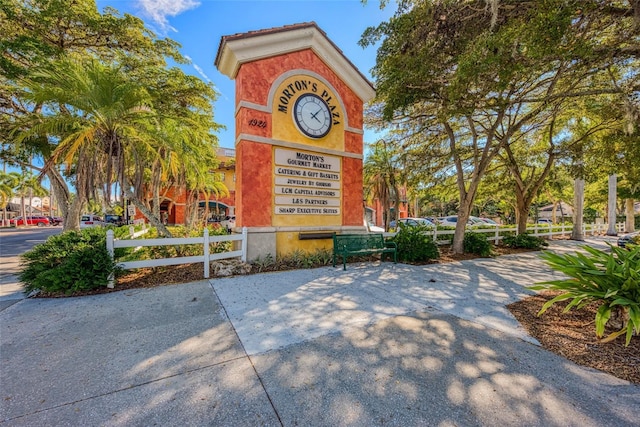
275, 206, 340, 215
273, 148, 341, 216
274, 176, 340, 189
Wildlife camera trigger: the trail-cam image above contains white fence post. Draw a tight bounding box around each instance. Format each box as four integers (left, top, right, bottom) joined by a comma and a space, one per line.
494, 226, 499, 244
106, 230, 115, 288
203, 228, 210, 279
241, 227, 248, 262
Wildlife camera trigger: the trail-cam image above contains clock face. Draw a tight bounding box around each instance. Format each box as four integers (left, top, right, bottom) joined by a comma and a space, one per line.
293, 93, 332, 138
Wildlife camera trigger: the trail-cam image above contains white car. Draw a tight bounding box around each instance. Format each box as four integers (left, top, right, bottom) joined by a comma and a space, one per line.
438, 215, 486, 227
220, 215, 236, 232
478, 217, 499, 225
80, 214, 106, 228
365, 221, 385, 233
390, 217, 435, 229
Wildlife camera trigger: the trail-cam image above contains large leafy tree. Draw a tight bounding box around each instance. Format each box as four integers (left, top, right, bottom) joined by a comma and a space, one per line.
16, 58, 220, 235
2, 0, 222, 231
362, 0, 639, 252
16, 59, 160, 231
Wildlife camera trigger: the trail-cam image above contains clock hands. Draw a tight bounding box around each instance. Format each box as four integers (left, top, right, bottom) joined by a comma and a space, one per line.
310, 109, 322, 123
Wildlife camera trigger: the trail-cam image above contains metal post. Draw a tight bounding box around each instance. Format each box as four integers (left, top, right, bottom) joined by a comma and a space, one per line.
106, 230, 115, 288
241, 227, 248, 262
203, 228, 210, 279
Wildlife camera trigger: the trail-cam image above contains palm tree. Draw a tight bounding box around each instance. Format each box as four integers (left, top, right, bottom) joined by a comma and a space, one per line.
13, 171, 47, 225
0, 171, 20, 226
15, 58, 221, 236
15, 59, 170, 232
364, 140, 401, 230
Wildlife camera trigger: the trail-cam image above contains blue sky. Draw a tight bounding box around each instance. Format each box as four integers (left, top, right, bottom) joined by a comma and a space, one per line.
96, 0, 395, 149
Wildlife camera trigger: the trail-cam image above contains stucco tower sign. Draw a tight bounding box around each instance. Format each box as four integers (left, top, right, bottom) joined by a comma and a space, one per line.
215, 23, 375, 259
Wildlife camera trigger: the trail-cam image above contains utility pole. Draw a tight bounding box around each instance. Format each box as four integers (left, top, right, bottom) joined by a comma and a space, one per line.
606, 174, 617, 236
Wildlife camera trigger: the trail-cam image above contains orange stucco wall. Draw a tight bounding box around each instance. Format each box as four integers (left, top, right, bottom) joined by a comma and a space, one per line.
342, 157, 364, 226
235, 141, 272, 227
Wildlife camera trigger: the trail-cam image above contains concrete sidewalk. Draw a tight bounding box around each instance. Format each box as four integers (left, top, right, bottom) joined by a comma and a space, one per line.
1, 238, 639, 426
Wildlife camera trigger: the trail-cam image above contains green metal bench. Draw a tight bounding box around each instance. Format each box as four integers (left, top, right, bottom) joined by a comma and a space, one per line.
332, 233, 397, 270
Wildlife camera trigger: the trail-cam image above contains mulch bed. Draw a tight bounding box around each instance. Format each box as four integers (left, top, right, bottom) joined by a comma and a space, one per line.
508, 292, 640, 384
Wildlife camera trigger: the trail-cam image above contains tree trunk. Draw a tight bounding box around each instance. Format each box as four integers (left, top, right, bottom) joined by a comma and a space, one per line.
63, 196, 83, 231
45, 168, 70, 221
121, 175, 172, 237
452, 201, 472, 254
551, 201, 558, 224
28, 187, 33, 216
516, 206, 529, 235
571, 178, 585, 241
625, 198, 635, 232
606, 174, 617, 235
20, 195, 26, 227
514, 185, 530, 235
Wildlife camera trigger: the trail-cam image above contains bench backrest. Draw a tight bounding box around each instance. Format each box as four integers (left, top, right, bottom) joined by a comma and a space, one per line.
333, 233, 385, 251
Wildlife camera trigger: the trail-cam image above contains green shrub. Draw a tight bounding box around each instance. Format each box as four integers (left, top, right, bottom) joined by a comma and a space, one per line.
463, 232, 492, 256
304, 248, 333, 267
251, 247, 335, 272
19, 228, 117, 295
531, 245, 640, 346
252, 253, 275, 273
502, 233, 549, 250
391, 223, 439, 262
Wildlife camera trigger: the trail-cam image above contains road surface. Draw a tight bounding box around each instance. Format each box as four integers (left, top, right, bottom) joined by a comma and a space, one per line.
0, 227, 62, 310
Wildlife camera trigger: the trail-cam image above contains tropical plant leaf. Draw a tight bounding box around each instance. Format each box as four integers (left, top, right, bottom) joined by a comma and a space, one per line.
532, 244, 639, 346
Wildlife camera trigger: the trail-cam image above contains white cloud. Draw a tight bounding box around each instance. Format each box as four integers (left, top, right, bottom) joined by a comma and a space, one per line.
137, 0, 200, 32
193, 64, 211, 82
183, 55, 210, 82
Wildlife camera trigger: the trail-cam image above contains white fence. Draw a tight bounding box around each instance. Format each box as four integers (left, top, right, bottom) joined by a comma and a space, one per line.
105, 222, 624, 287
106, 227, 248, 286
384, 222, 625, 245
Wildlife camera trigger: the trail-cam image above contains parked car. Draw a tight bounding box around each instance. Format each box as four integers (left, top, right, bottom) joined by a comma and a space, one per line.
47, 216, 63, 226
105, 214, 124, 226
365, 220, 385, 233
391, 217, 435, 229
80, 214, 106, 228
438, 215, 486, 227
220, 215, 236, 232
477, 217, 499, 225
617, 231, 639, 248
9, 216, 50, 227
537, 218, 553, 224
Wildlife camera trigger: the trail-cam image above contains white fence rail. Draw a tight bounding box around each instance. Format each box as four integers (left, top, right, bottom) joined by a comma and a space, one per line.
383, 222, 625, 245
106, 227, 248, 286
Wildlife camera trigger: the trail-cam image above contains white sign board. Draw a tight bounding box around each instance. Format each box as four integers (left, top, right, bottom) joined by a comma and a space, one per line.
273, 148, 341, 216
